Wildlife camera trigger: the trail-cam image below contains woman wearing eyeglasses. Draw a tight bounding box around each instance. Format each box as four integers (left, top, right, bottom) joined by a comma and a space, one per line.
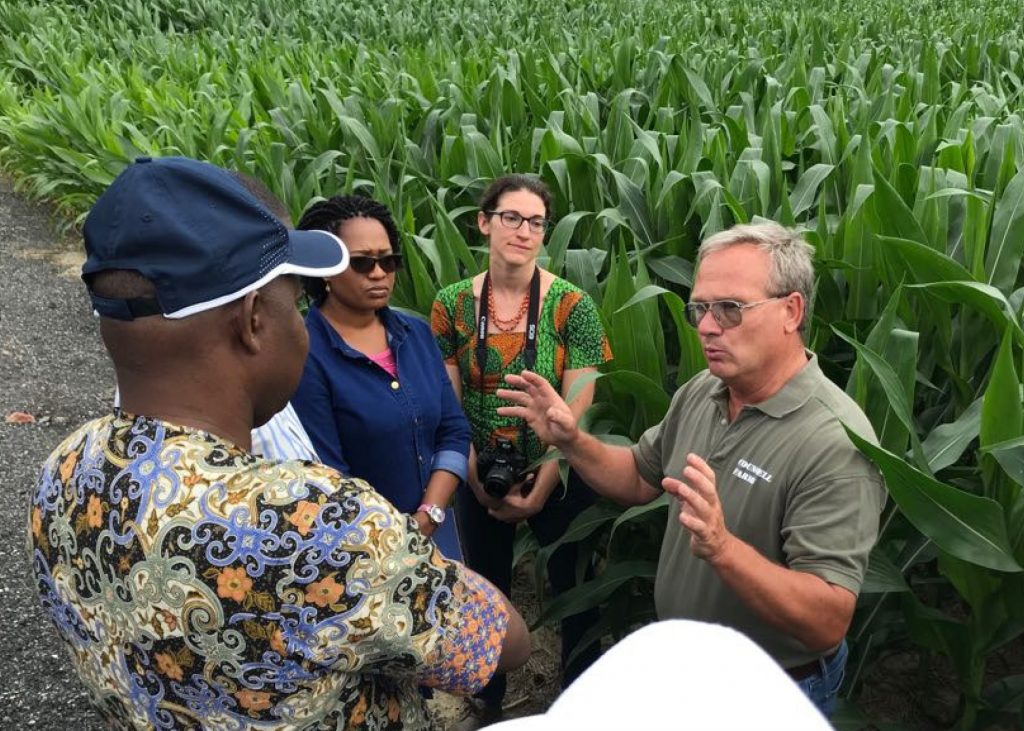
291, 195, 470, 560
431, 175, 612, 722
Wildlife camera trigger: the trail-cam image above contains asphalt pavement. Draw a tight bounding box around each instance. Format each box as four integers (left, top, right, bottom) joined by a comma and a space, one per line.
0, 180, 108, 730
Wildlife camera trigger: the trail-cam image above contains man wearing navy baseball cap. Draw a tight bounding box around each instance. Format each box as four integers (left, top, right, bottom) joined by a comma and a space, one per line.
28, 157, 529, 730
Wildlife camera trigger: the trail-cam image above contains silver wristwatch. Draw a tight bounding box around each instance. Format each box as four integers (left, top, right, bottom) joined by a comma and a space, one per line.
417, 503, 446, 526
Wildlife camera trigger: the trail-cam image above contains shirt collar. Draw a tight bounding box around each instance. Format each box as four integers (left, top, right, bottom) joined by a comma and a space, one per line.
376, 306, 409, 340
310, 305, 407, 359
113, 411, 249, 454
710, 350, 820, 419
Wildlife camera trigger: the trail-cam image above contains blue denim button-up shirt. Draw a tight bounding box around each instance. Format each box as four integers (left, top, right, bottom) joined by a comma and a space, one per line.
292, 306, 470, 557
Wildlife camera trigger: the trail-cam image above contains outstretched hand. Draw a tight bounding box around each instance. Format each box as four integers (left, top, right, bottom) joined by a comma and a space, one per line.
496, 370, 579, 449
662, 453, 734, 564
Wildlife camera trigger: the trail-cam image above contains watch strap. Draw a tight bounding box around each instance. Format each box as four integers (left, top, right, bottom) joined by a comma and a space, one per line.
417, 503, 445, 525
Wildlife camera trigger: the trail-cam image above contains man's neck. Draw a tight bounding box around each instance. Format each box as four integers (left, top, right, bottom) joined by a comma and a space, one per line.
726, 347, 809, 420
118, 380, 254, 451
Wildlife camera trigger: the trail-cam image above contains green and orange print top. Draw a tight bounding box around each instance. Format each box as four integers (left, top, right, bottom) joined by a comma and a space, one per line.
431, 275, 612, 463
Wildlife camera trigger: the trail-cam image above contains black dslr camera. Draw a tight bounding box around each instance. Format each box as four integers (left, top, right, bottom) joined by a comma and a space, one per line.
477, 437, 528, 499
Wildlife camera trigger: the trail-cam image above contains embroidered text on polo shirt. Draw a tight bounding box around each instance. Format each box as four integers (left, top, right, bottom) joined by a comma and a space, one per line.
733, 458, 774, 485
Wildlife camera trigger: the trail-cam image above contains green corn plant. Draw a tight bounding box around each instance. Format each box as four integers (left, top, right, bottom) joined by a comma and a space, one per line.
3, 0, 1024, 726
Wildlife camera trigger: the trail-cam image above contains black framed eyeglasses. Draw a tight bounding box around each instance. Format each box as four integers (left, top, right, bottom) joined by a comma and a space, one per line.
485, 210, 550, 234
348, 253, 403, 275
685, 297, 785, 329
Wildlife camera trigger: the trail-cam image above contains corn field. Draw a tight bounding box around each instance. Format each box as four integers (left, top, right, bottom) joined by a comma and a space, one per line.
2, 0, 1023, 727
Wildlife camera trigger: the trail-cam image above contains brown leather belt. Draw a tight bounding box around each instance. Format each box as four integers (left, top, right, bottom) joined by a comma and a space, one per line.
786, 647, 840, 681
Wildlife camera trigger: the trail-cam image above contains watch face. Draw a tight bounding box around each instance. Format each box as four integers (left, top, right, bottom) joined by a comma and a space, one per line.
427, 505, 445, 525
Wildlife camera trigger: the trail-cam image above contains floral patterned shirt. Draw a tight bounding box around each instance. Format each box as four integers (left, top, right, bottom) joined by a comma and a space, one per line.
28, 413, 509, 730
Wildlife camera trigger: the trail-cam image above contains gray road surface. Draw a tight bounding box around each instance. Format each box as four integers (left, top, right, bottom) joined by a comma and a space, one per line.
0, 182, 108, 730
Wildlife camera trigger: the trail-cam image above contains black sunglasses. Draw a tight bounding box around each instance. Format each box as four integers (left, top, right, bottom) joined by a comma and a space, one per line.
348, 253, 403, 275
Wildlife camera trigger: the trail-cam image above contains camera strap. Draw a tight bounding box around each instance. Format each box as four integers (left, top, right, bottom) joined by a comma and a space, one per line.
476, 267, 541, 453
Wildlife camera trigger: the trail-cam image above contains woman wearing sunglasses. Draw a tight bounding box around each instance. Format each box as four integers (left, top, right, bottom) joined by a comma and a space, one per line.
291, 195, 470, 560
431, 174, 612, 724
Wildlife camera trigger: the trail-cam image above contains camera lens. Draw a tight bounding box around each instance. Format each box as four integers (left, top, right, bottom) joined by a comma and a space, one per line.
483, 466, 517, 499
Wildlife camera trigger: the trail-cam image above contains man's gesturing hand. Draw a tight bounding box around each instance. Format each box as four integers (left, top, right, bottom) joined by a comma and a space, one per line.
663, 454, 734, 564
496, 370, 579, 449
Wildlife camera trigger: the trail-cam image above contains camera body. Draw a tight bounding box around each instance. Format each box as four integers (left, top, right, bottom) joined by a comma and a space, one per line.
477, 437, 528, 499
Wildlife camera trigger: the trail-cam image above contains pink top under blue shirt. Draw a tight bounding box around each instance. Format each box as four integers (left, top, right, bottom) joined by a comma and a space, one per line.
367, 347, 398, 377
292, 306, 470, 559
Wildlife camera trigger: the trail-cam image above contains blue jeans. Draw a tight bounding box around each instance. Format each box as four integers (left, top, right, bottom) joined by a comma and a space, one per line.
795, 639, 848, 718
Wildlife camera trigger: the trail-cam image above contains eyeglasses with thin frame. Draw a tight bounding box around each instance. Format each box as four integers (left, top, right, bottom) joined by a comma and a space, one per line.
348, 253, 403, 275
485, 209, 550, 234
685, 297, 786, 329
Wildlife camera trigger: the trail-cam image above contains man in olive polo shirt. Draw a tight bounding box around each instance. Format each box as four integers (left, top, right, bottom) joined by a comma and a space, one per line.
498, 221, 885, 717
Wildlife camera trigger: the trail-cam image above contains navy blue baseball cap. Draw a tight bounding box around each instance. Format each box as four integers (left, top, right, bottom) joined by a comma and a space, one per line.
82, 156, 349, 319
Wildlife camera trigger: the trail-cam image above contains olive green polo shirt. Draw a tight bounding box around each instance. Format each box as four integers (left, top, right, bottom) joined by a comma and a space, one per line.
631, 354, 885, 668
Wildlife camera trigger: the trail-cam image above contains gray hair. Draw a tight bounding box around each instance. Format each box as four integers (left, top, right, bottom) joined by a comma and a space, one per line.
697, 222, 815, 331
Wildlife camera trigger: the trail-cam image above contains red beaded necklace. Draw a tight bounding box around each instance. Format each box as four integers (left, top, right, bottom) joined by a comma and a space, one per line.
487, 285, 531, 332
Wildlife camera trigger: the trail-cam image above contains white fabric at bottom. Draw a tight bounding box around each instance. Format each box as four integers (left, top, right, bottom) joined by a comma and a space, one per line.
487, 620, 833, 731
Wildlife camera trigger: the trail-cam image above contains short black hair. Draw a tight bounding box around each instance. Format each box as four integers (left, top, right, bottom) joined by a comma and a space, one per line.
230, 170, 292, 227
88, 269, 156, 299
479, 174, 551, 219
296, 195, 400, 305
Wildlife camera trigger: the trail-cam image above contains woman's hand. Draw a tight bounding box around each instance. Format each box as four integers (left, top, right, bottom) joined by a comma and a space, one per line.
412, 511, 437, 537
469, 474, 503, 511
467, 449, 503, 510
488, 473, 545, 523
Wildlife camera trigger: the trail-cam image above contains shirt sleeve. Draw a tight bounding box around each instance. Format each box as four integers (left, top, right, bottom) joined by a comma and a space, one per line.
781, 435, 886, 593
430, 293, 458, 364
432, 450, 469, 481
280, 466, 508, 696
414, 565, 509, 693
782, 474, 885, 593
424, 321, 471, 479
631, 422, 666, 491
560, 291, 613, 370
250, 404, 319, 462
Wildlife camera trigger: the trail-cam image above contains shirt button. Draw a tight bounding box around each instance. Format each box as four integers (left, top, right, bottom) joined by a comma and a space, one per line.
720, 418, 727, 426
390, 381, 400, 390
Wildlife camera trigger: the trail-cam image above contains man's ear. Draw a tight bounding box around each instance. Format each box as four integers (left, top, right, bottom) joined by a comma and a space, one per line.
238, 290, 263, 354
478, 210, 491, 236
782, 292, 805, 334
